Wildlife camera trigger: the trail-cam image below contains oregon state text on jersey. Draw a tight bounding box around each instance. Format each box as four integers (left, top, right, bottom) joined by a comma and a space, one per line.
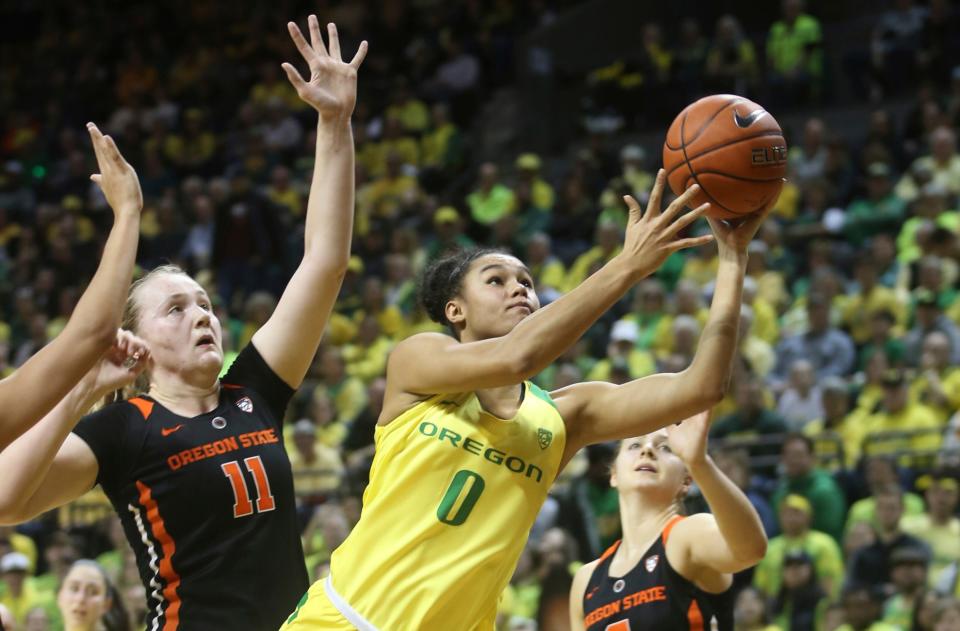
285, 382, 566, 631
582, 517, 733, 631
72, 344, 308, 631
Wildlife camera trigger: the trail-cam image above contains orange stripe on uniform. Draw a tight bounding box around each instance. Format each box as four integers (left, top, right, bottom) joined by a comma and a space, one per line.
129, 397, 155, 420
221, 383, 243, 390
661, 515, 685, 545
136, 480, 181, 630
687, 599, 704, 631
598, 540, 621, 563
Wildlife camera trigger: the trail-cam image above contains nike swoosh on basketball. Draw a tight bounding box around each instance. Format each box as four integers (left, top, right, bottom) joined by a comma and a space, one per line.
161, 424, 185, 437
733, 109, 766, 128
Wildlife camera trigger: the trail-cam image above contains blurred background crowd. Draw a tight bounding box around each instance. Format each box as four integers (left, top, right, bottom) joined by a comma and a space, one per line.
2, 0, 960, 629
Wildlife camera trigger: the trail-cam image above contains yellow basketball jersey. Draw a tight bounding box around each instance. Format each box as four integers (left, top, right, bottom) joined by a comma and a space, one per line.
328, 382, 565, 630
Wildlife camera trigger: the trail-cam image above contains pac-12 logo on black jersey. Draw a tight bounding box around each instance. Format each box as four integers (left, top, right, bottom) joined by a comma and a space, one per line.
236, 397, 253, 413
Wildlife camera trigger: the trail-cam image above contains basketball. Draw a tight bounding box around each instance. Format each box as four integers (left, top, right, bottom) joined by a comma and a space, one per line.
662, 94, 787, 220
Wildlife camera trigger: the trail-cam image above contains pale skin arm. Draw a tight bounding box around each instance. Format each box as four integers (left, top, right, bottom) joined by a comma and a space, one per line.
568, 559, 599, 631
0, 124, 141, 451
0, 332, 149, 524
664, 411, 767, 585
554, 210, 768, 466
387, 174, 713, 397
251, 18, 368, 388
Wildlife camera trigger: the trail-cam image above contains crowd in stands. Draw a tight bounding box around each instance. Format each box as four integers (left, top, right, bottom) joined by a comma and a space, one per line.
2, 1, 960, 630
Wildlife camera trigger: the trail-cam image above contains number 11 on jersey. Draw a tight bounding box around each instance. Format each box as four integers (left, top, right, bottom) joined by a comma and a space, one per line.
222, 456, 276, 518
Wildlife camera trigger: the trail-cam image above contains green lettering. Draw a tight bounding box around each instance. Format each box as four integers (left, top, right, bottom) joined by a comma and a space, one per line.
462, 437, 483, 456
525, 464, 543, 483
419, 422, 438, 437
438, 428, 462, 448
437, 469, 485, 526
506, 456, 525, 473
484, 448, 505, 464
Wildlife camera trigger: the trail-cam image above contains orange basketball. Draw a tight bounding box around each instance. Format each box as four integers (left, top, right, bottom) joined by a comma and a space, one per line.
662, 94, 786, 220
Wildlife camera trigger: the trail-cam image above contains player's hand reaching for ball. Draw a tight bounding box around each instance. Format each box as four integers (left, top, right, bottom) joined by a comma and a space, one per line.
79, 330, 151, 401
617, 169, 714, 281
706, 206, 772, 260
282, 16, 368, 121
666, 409, 711, 467
88, 123, 142, 218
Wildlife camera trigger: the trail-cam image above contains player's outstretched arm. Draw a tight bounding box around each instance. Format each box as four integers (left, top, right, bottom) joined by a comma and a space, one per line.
388, 172, 714, 397
252, 17, 368, 389
665, 410, 767, 578
0, 124, 141, 451
554, 208, 769, 462
0, 332, 149, 524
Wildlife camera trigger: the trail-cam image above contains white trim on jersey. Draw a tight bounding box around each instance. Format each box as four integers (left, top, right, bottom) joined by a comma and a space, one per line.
324, 574, 380, 631
128, 503, 165, 631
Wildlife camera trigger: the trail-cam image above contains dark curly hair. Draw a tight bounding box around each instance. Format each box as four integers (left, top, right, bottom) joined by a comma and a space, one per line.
418, 247, 505, 335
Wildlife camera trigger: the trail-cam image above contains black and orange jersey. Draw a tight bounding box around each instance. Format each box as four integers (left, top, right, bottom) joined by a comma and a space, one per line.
73, 343, 309, 631
582, 516, 733, 631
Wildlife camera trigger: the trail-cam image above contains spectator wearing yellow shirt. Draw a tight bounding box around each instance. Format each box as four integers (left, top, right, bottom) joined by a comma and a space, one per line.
586, 320, 656, 382
266, 165, 304, 218
845, 456, 926, 535
374, 116, 420, 171
419, 103, 462, 172
304, 389, 347, 450
738, 304, 775, 378
839, 254, 908, 345
862, 370, 943, 460
742, 276, 780, 346
651, 279, 709, 356
524, 232, 566, 305
426, 206, 476, 260
343, 315, 394, 383
914, 331, 960, 422
0, 553, 47, 626
732, 586, 780, 631
746, 241, 789, 313
619, 145, 654, 197
353, 277, 405, 339
754, 495, 845, 600
895, 127, 960, 202
249, 62, 304, 111
765, 0, 823, 104
467, 163, 515, 227
514, 153, 554, 211
803, 377, 868, 469
835, 584, 899, 631
564, 221, 622, 291
680, 240, 719, 287
384, 81, 430, 134
287, 419, 344, 502
0, 527, 36, 574
363, 151, 420, 222
901, 470, 960, 588
164, 109, 217, 175
315, 346, 368, 426
704, 15, 759, 97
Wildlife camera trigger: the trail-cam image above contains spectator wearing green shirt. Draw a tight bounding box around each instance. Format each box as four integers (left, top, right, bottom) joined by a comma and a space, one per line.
754, 494, 845, 599
772, 434, 847, 542
766, 0, 823, 104
846, 455, 926, 535
844, 163, 907, 246
467, 163, 515, 227
425, 206, 476, 260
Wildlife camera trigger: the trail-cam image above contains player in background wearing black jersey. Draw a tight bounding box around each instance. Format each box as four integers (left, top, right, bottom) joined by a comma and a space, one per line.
0, 18, 366, 631
0, 124, 141, 452
570, 410, 768, 631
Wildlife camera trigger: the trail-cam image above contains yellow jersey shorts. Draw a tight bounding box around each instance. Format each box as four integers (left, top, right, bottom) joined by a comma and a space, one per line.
280, 575, 375, 630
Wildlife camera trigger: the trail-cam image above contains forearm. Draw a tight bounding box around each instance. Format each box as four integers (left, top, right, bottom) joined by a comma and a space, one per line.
0, 214, 137, 448
504, 257, 636, 377
303, 118, 354, 266
685, 254, 746, 396
688, 456, 767, 561
0, 385, 97, 520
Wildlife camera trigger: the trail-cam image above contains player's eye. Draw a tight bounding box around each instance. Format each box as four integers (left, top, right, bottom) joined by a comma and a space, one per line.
199, 302, 210, 311
168, 305, 182, 314
487, 276, 502, 285
520, 278, 533, 288
628, 442, 640, 450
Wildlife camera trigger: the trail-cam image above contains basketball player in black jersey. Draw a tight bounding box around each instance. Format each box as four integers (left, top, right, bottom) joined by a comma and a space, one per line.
570, 410, 768, 631
0, 18, 367, 630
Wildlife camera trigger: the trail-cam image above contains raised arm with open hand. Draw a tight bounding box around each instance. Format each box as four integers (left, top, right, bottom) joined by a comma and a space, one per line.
0, 124, 141, 451
251, 18, 367, 389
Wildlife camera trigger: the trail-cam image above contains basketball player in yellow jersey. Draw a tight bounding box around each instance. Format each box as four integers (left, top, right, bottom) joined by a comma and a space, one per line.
282, 172, 769, 630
